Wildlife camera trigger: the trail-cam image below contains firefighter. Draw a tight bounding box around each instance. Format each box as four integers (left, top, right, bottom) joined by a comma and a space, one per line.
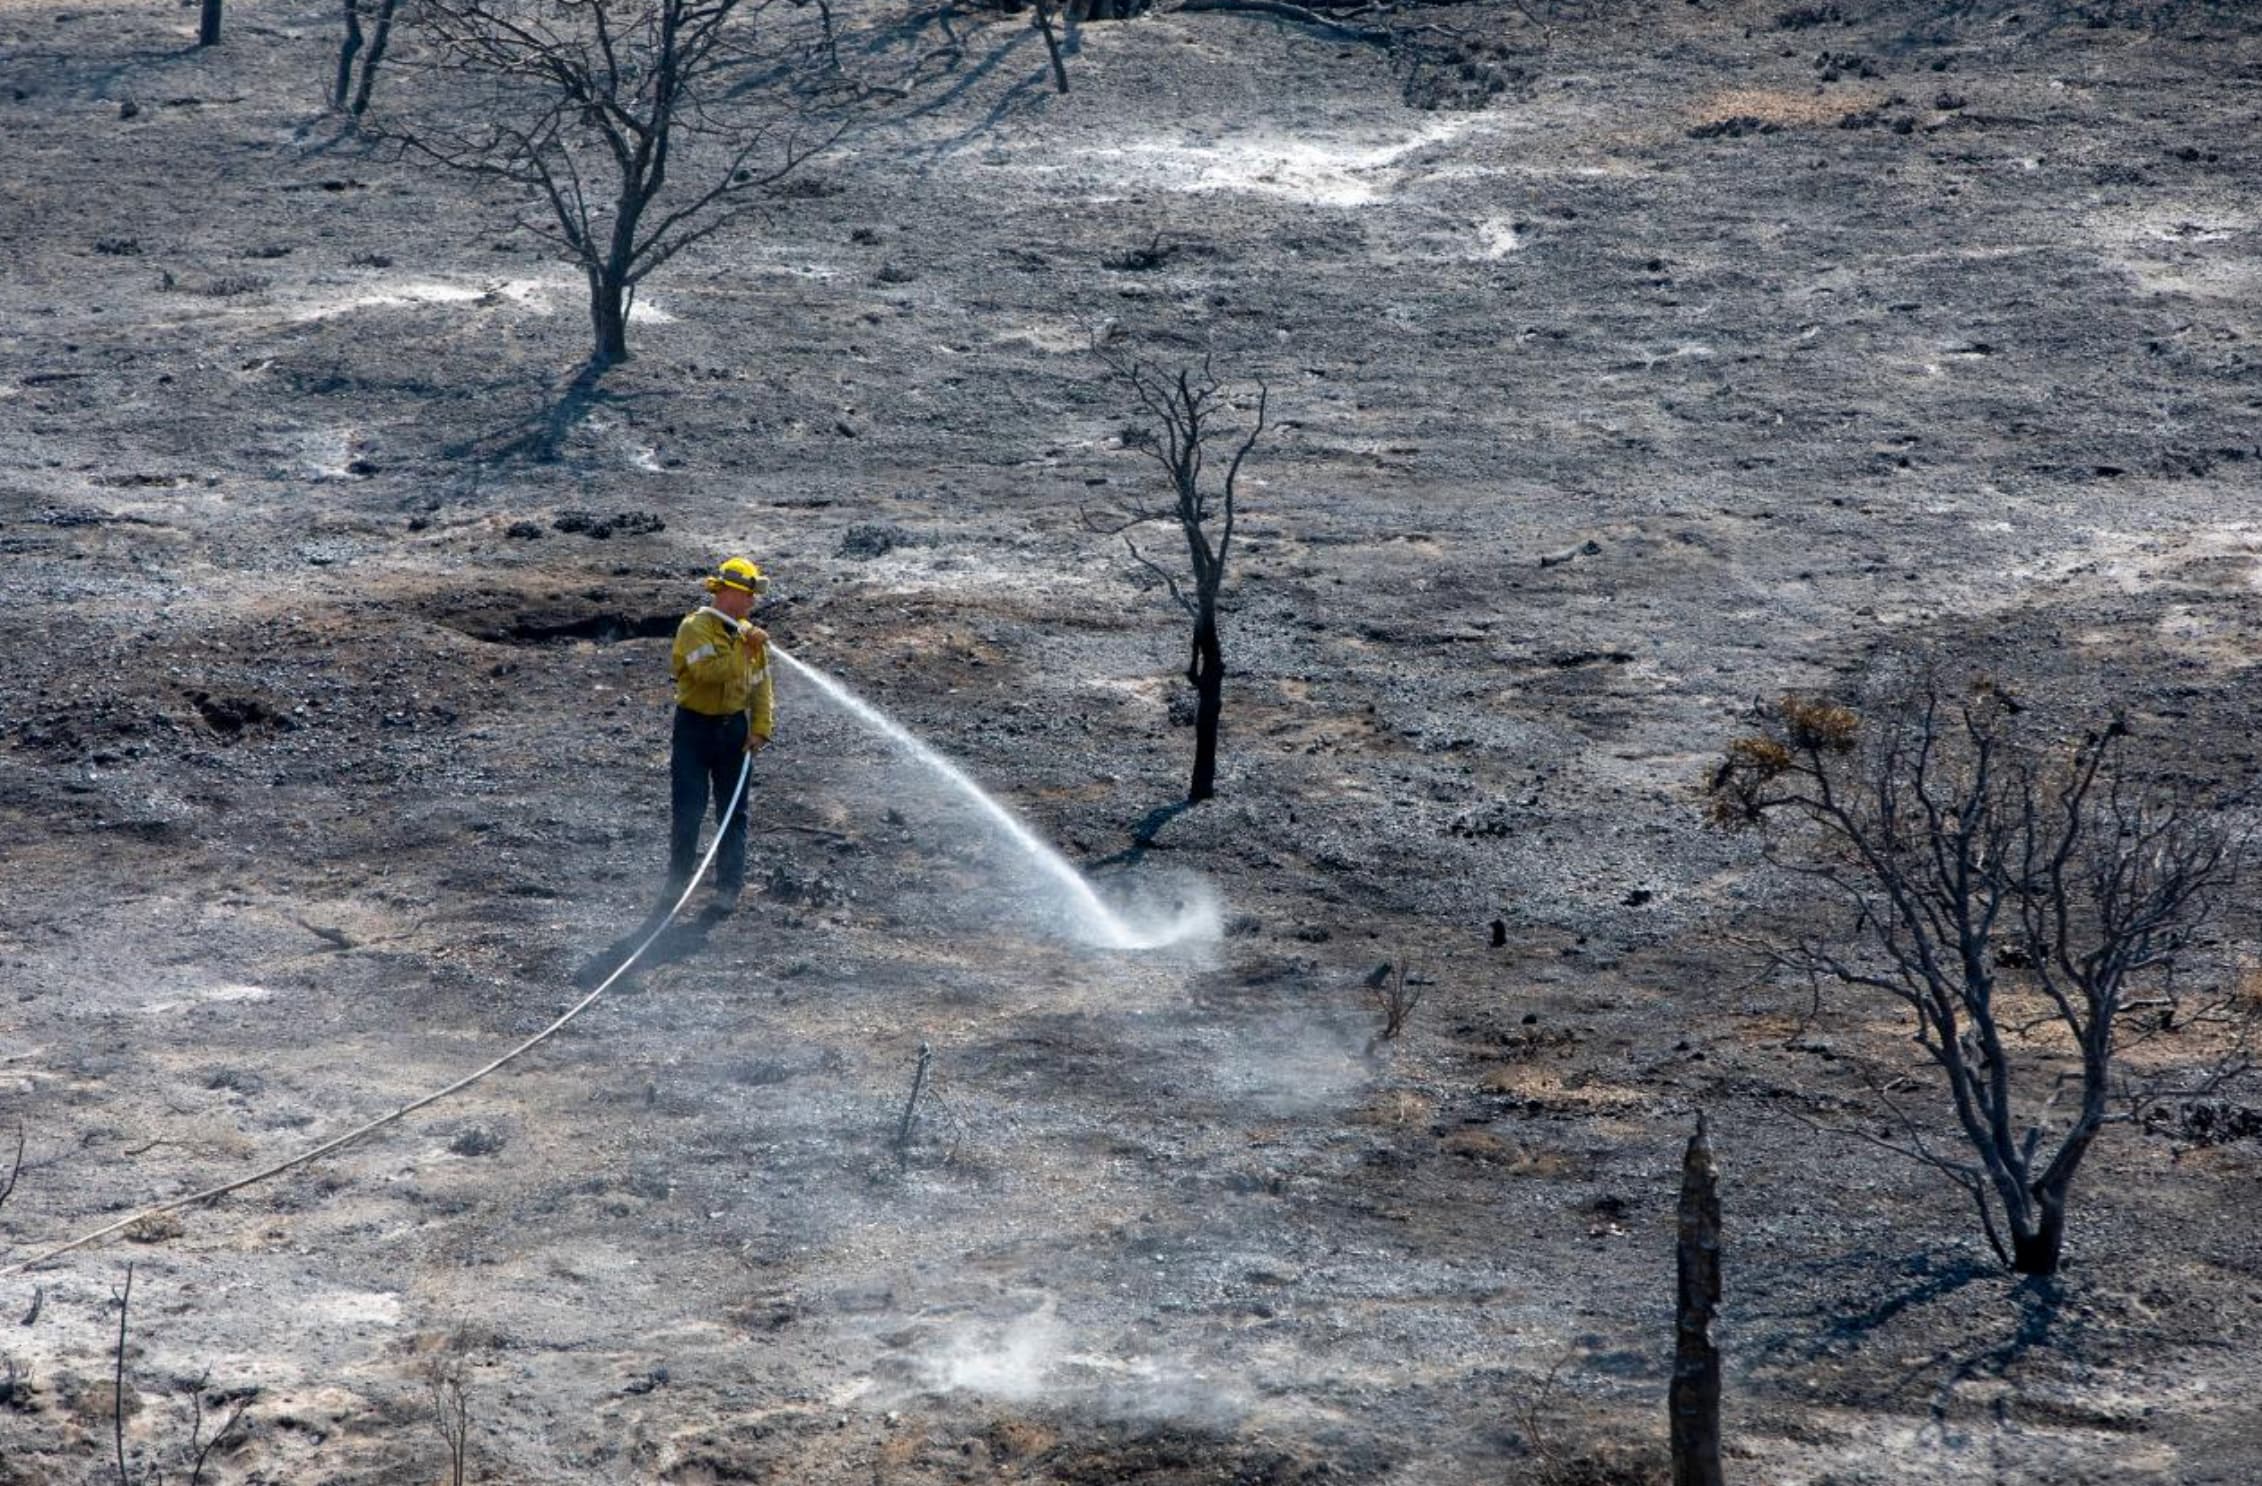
665, 556, 774, 911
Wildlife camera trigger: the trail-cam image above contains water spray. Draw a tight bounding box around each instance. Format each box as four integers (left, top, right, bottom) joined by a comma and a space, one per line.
772, 645, 1214, 951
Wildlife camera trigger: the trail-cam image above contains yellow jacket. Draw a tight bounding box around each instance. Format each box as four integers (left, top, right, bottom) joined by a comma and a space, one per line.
671, 607, 774, 737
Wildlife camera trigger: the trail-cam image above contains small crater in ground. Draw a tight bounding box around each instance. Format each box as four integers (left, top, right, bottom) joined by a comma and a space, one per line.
187, 691, 296, 739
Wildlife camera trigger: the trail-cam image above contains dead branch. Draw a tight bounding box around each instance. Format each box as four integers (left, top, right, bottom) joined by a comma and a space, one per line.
112, 1263, 134, 1486
0, 1124, 21, 1217
1514, 1349, 1573, 1465
1176, 0, 1394, 43
894, 1041, 934, 1161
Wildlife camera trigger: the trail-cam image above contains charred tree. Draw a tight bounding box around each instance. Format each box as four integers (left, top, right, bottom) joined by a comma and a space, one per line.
1092, 353, 1269, 804
199, 0, 224, 45
1710, 673, 2254, 1276
394, 0, 841, 369
1670, 1114, 1723, 1486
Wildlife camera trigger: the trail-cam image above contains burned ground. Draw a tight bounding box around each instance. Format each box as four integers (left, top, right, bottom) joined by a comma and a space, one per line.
3, 0, 2262, 1482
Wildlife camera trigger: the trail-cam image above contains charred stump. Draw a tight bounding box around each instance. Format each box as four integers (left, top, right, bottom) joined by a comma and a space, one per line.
1670, 1113, 1724, 1486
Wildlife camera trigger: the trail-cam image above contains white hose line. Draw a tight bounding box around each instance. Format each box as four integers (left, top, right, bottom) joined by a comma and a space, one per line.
0, 754, 754, 1281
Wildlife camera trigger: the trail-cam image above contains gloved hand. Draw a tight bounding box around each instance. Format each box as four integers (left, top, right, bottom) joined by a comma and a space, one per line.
739, 623, 768, 650
746, 732, 771, 755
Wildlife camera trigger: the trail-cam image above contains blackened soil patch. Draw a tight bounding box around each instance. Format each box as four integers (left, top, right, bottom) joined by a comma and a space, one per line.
187, 690, 296, 738
494, 610, 678, 644
428, 590, 681, 646
1036, 1427, 1353, 1486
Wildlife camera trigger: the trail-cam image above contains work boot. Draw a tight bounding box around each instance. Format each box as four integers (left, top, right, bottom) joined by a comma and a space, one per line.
703, 881, 743, 922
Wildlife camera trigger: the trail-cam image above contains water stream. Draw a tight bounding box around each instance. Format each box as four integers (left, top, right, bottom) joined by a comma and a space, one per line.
772, 645, 1213, 951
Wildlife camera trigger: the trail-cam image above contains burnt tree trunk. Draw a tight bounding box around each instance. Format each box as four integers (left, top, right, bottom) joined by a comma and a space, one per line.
1187, 607, 1223, 803
349, 0, 401, 116
2010, 1161, 2081, 1276
2002, 1079, 2102, 1278
590, 274, 631, 366
333, 0, 365, 110
585, 137, 658, 366
199, 0, 223, 45
1670, 1114, 1724, 1486
1032, 0, 1070, 92
2010, 1221, 2063, 1277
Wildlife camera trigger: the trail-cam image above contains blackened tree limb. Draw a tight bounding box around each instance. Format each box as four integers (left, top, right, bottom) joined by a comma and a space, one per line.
1175, 0, 1394, 44
0, 1124, 21, 1218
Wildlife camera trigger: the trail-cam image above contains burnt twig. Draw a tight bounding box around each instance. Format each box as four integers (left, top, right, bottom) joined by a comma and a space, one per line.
894, 1041, 934, 1161
112, 1263, 134, 1486
0, 1124, 21, 1217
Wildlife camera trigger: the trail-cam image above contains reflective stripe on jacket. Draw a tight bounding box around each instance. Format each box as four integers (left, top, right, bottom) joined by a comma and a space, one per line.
671, 606, 775, 736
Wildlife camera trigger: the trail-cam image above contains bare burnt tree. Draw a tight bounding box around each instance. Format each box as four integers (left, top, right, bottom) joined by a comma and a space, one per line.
1365, 958, 1425, 1043
179, 1370, 256, 1486
200, 0, 223, 46
396, 0, 839, 367
334, 0, 406, 117
1710, 676, 2253, 1276
1092, 353, 1268, 804
426, 1345, 472, 1486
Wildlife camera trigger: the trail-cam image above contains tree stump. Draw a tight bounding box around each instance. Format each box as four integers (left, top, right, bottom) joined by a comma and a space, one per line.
1671, 1113, 1724, 1486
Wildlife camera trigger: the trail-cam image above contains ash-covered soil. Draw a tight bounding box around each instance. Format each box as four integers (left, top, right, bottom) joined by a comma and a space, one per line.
4, 0, 2262, 1482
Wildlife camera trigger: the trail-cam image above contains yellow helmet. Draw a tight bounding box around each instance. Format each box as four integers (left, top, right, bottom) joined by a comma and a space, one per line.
705, 556, 768, 595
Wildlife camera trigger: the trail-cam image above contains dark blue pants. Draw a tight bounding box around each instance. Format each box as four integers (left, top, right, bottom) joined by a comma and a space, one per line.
669, 706, 750, 897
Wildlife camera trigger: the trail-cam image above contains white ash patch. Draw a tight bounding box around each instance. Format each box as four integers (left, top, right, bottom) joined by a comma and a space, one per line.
1036, 116, 1487, 208
270, 275, 674, 325
142, 981, 276, 1015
